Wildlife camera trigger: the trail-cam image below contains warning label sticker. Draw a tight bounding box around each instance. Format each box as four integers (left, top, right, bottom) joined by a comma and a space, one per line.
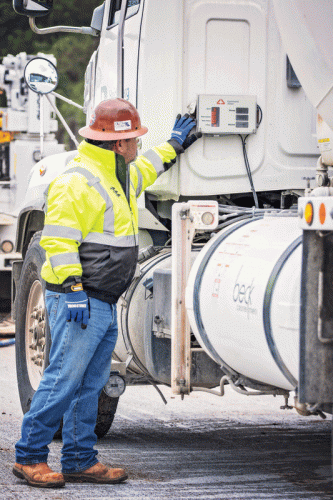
114, 120, 132, 131
318, 138, 332, 153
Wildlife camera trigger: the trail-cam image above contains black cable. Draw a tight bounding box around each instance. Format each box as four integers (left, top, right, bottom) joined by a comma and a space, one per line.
239, 134, 259, 208
243, 138, 259, 208
256, 104, 263, 127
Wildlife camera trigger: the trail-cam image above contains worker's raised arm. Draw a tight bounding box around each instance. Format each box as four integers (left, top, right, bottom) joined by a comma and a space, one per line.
130, 113, 202, 197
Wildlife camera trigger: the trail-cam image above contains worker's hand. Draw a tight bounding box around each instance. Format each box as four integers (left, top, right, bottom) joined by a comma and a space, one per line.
182, 130, 202, 150
65, 289, 89, 329
170, 114, 197, 145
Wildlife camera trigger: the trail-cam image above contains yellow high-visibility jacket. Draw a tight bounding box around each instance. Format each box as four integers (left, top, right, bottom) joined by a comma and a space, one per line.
40, 139, 179, 303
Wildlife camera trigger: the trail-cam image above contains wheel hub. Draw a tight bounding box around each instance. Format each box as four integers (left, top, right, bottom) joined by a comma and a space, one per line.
25, 280, 46, 391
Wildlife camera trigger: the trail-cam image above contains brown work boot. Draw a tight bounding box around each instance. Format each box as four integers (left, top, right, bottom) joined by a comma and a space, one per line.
12, 462, 65, 488
63, 461, 128, 484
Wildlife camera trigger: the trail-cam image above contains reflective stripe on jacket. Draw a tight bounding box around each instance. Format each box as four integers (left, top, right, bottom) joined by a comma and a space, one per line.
40, 140, 177, 302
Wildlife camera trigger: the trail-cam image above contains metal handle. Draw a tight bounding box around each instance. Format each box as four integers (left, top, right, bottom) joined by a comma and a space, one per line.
117, 0, 129, 98
317, 270, 333, 343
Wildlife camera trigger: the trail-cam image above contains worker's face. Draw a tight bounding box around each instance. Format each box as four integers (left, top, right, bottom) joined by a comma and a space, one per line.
114, 138, 138, 164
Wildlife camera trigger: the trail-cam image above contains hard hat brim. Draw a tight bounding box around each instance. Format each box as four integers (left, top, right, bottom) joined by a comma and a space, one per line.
78, 125, 148, 140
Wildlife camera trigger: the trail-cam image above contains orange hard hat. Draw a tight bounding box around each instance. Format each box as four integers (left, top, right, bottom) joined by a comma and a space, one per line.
79, 98, 148, 140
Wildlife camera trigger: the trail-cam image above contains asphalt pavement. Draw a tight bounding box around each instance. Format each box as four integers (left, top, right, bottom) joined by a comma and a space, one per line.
1, 340, 333, 499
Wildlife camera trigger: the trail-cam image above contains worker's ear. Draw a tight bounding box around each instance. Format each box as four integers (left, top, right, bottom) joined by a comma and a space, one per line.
113, 139, 126, 156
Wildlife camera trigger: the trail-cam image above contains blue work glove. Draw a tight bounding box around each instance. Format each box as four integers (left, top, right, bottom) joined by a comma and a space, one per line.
170, 113, 197, 146
182, 130, 202, 150
65, 289, 89, 329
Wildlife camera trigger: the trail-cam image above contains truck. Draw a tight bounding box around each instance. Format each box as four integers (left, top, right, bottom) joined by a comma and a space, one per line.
11, 0, 333, 444
0, 51, 64, 329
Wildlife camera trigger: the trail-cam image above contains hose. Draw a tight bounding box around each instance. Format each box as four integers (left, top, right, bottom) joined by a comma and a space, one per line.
0, 338, 15, 347
218, 204, 298, 215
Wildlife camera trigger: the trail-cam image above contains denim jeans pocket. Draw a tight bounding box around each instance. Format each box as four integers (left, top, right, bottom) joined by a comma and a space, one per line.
45, 292, 60, 331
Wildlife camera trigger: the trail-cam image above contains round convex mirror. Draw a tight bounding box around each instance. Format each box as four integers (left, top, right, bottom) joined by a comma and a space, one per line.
24, 57, 58, 94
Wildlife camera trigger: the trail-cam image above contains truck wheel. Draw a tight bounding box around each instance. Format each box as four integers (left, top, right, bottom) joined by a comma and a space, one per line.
15, 231, 49, 414
15, 231, 119, 439
53, 392, 119, 440
95, 391, 119, 439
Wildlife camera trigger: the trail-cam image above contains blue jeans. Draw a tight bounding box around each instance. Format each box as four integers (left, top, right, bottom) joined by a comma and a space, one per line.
15, 291, 118, 473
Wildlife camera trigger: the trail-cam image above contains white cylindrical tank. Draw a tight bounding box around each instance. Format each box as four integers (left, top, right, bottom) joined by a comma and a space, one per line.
186, 215, 302, 391
114, 250, 172, 374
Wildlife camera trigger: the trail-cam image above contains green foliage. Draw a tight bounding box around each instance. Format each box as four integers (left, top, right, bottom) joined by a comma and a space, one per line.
0, 0, 102, 148
0, 2, 33, 57
47, 34, 99, 148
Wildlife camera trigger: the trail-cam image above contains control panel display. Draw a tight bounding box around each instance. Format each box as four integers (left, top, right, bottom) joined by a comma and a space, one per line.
197, 95, 257, 135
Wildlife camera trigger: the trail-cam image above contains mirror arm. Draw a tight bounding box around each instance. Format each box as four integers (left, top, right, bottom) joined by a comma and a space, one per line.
39, 95, 44, 159
46, 94, 80, 148
52, 91, 84, 110
29, 17, 99, 36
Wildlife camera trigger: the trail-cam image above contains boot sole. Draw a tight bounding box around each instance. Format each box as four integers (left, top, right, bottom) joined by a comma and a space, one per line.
63, 472, 128, 484
12, 466, 65, 488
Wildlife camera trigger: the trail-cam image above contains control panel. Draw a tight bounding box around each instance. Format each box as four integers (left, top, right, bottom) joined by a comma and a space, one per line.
197, 94, 257, 135
188, 200, 219, 231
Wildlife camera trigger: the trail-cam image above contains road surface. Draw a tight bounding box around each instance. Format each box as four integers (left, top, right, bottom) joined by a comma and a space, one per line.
0, 340, 332, 499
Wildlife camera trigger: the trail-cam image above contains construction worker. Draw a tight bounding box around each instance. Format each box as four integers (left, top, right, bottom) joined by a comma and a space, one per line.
13, 98, 201, 488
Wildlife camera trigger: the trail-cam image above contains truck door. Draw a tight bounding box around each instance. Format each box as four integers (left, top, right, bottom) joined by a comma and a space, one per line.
95, 0, 143, 107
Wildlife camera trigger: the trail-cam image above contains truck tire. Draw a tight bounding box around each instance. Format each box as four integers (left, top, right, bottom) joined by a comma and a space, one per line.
15, 231, 118, 439
53, 393, 119, 440
15, 231, 50, 413
95, 391, 119, 439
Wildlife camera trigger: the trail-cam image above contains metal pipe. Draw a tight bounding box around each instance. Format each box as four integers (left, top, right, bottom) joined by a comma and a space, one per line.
29, 17, 98, 36
228, 377, 281, 396
294, 397, 326, 419
46, 94, 79, 148
193, 375, 285, 398
39, 94, 44, 159
192, 376, 230, 397
117, 0, 129, 98
52, 92, 84, 110
316, 155, 329, 187
171, 203, 195, 397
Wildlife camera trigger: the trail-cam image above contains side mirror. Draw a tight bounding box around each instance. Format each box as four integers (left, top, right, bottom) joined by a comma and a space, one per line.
13, 0, 53, 18
24, 57, 58, 94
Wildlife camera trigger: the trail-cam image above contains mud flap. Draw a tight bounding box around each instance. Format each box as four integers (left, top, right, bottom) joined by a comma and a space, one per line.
299, 230, 333, 404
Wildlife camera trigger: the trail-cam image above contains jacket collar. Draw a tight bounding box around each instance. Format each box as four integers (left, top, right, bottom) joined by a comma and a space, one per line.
78, 141, 129, 195
78, 140, 116, 172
